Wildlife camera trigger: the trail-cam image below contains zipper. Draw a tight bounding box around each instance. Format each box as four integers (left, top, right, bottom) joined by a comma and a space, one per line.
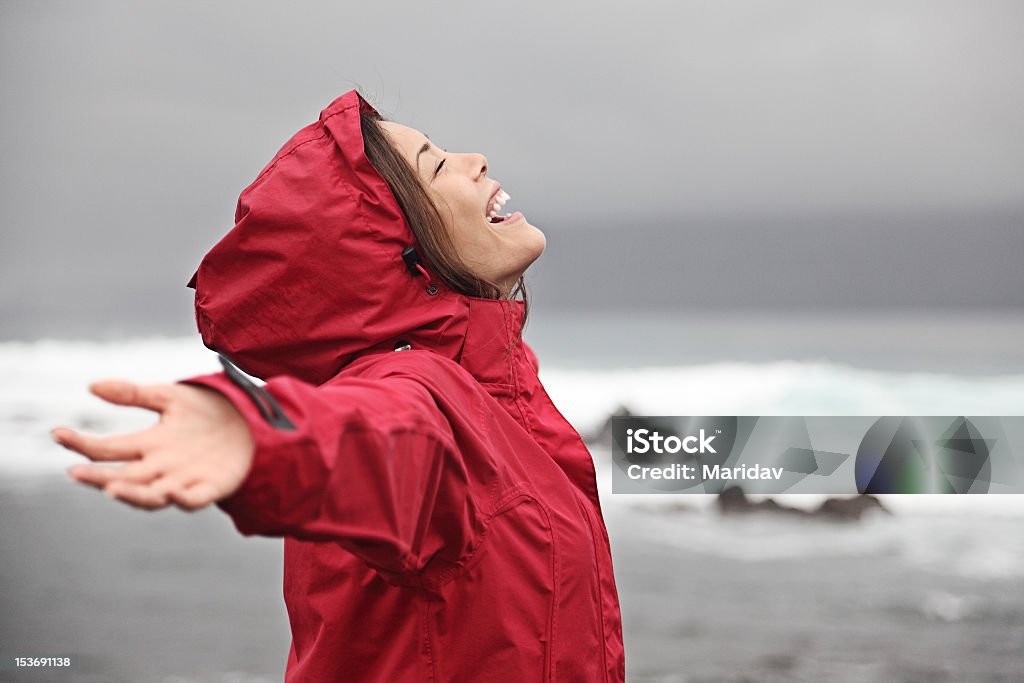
218, 354, 297, 430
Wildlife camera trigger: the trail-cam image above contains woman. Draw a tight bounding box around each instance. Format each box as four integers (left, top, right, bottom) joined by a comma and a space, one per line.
51, 90, 625, 682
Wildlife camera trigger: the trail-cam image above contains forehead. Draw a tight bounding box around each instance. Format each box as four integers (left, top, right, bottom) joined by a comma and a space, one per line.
379, 121, 428, 161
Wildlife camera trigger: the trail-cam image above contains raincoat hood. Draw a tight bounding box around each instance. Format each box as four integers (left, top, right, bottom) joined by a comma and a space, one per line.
187, 89, 516, 385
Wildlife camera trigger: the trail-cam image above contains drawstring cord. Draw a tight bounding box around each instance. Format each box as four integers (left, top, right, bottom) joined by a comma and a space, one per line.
415, 263, 439, 295
402, 246, 440, 296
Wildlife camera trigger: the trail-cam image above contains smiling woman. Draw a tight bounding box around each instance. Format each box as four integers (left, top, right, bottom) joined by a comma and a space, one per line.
362, 114, 546, 301
51, 89, 625, 682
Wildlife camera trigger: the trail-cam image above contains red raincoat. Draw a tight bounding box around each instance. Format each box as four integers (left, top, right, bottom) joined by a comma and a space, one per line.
178, 90, 625, 682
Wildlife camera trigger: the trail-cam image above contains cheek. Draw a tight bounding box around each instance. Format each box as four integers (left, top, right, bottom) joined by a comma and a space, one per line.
431, 182, 481, 222
455, 190, 481, 219
452, 224, 494, 257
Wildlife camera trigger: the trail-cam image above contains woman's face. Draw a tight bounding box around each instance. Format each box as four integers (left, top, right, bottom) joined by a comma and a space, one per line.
380, 121, 546, 296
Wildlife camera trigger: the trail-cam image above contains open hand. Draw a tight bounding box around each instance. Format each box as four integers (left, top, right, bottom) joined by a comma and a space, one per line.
52, 381, 255, 511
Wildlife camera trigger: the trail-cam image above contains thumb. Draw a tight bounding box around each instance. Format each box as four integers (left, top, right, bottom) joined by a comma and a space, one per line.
89, 380, 172, 413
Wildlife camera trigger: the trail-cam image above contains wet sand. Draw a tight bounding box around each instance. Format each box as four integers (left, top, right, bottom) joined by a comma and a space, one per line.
608, 507, 1024, 682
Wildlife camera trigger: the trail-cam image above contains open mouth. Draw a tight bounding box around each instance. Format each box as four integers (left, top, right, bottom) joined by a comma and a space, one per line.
486, 189, 512, 223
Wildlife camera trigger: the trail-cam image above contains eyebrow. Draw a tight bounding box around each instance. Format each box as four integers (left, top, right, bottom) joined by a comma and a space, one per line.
414, 137, 432, 172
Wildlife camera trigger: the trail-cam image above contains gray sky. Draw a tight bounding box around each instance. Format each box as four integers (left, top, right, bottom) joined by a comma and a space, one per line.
2, 1, 1022, 339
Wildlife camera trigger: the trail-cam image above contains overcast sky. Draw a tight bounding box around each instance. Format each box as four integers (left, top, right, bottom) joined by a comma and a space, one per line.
2, 1, 1022, 338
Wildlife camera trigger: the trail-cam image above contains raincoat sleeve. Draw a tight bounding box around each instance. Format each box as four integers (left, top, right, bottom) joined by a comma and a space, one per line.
177, 365, 483, 582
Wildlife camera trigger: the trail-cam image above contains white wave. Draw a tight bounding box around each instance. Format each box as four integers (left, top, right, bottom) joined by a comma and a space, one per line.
538, 361, 1024, 437
4, 337, 1024, 490
0, 337, 221, 477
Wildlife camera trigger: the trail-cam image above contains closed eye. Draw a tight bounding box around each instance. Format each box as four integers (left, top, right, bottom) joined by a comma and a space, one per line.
433, 158, 446, 179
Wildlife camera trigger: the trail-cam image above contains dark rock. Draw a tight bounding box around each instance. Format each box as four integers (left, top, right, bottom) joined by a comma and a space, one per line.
716, 487, 890, 521
716, 486, 807, 516
586, 405, 676, 447
582, 404, 634, 446
815, 494, 890, 521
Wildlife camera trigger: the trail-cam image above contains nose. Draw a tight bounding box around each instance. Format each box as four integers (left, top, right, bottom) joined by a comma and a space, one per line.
463, 152, 487, 179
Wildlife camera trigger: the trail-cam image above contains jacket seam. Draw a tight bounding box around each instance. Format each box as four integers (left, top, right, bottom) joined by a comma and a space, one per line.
575, 493, 610, 680
504, 308, 534, 433
319, 101, 359, 124
321, 100, 418, 257
535, 379, 606, 517
417, 591, 437, 682
329, 410, 459, 456
250, 130, 329, 187
418, 484, 536, 591
536, 494, 559, 682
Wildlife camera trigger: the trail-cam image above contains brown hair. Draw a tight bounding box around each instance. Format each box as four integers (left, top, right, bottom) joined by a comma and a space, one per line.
360, 109, 529, 345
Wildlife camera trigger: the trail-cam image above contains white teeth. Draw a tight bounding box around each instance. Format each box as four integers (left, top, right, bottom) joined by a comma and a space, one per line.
486, 189, 512, 221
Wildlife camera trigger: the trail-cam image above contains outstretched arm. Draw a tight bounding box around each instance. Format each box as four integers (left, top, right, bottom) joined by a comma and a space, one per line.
55, 361, 483, 581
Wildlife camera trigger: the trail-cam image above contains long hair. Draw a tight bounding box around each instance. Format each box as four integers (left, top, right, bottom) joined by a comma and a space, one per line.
360, 109, 530, 344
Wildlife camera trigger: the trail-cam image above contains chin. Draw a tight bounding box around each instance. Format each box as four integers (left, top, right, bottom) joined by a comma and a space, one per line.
523, 221, 546, 256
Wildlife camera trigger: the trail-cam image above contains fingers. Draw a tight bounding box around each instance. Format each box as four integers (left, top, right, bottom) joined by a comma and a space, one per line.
52, 427, 147, 462
67, 460, 161, 489
74, 466, 218, 513
103, 479, 171, 510
103, 472, 198, 511
56, 378, 235, 514
89, 380, 172, 413
167, 482, 220, 512
51, 382, 169, 461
